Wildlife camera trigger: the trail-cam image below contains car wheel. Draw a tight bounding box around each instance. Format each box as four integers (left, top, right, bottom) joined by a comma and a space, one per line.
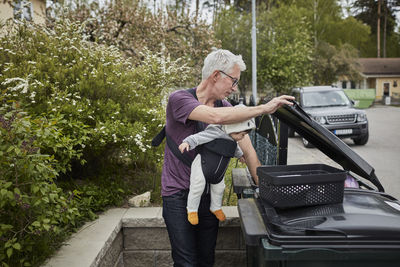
288, 127, 295, 137
302, 137, 314, 148
353, 132, 369, 145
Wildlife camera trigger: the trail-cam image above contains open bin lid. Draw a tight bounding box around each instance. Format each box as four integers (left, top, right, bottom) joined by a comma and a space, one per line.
273, 101, 384, 192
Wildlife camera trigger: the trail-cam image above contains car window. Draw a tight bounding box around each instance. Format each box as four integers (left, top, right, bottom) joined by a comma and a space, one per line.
302, 90, 350, 107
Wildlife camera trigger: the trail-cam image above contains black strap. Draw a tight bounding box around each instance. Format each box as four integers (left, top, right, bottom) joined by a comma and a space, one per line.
151, 127, 166, 147
165, 132, 193, 167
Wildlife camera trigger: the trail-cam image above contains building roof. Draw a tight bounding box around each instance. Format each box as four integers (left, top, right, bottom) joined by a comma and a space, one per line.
359, 58, 400, 76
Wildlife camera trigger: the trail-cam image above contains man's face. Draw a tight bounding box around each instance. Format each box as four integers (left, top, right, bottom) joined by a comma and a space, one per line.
214, 65, 241, 99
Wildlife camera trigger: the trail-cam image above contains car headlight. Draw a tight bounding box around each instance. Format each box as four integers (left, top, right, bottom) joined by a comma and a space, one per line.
357, 113, 367, 122
312, 116, 326, 124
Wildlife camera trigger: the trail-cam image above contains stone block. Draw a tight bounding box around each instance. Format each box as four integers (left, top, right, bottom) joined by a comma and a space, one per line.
128, 191, 151, 207
124, 227, 171, 250
99, 231, 123, 267
122, 207, 165, 228
123, 251, 154, 267
113, 252, 124, 267
154, 250, 173, 267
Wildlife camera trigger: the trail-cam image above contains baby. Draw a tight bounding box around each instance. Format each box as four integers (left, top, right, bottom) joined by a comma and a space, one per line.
179, 118, 255, 225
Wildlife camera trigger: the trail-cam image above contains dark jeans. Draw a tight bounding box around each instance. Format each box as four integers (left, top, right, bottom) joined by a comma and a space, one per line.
162, 190, 219, 267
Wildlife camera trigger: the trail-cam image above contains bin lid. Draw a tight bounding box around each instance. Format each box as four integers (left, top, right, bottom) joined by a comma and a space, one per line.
273, 101, 384, 192
262, 189, 400, 247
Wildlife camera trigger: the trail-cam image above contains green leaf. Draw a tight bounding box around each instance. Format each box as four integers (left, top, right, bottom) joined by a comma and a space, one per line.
43, 224, 50, 231
13, 243, 21, 250
14, 187, 21, 195
6, 248, 13, 258
0, 189, 8, 197
0, 224, 13, 231
32, 185, 39, 194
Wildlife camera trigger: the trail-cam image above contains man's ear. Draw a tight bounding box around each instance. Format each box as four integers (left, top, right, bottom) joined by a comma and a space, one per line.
212, 70, 220, 82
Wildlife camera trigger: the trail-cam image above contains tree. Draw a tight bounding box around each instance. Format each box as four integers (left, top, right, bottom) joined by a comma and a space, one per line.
215, 4, 314, 95
280, 0, 370, 84
47, 0, 220, 83
256, 4, 314, 94
353, 0, 400, 57
313, 42, 362, 85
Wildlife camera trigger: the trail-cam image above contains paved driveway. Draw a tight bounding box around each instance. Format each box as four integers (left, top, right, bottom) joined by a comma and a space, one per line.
287, 105, 400, 200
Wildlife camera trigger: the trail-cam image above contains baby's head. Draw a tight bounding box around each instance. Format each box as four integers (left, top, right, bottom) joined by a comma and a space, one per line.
222, 105, 256, 138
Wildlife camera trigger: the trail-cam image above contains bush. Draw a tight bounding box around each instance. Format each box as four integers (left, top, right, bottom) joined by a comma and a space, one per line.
0, 19, 189, 266
1, 20, 189, 172
0, 106, 81, 266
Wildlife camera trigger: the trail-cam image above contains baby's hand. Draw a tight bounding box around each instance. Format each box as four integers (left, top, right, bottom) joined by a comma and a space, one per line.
178, 142, 190, 153
239, 156, 246, 163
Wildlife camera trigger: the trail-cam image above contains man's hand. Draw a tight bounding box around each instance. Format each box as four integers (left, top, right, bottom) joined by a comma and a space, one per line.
262, 95, 295, 114
178, 142, 190, 153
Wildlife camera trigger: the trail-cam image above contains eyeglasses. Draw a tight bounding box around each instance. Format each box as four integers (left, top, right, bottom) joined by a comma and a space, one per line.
219, 70, 239, 88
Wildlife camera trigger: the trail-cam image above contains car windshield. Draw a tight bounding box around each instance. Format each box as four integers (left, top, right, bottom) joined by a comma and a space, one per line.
301, 90, 351, 108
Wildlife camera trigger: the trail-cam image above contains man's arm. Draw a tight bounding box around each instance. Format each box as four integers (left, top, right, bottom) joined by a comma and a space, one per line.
188, 95, 294, 125
237, 135, 260, 185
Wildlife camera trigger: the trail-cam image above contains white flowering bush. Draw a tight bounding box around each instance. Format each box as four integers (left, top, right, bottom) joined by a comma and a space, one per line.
0, 19, 190, 266
1, 19, 189, 169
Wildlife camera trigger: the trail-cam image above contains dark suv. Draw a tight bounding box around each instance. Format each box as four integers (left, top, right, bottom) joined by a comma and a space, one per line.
290, 86, 369, 147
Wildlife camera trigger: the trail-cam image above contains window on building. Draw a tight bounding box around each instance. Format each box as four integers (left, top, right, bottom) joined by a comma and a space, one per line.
351, 81, 356, 89
13, 0, 33, 21
342, 81, 347, 89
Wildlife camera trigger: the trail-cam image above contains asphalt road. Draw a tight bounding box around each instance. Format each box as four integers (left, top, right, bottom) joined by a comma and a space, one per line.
287, 105, 400, 200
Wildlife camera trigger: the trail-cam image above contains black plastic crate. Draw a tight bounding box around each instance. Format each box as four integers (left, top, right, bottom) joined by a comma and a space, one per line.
257, 164, 346, 209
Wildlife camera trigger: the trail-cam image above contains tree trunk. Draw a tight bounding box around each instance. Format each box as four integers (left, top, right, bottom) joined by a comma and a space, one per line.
195, 0, 199, 22
313, 0, 318, 48
383, 0, 387, 58
182, 0, 186, 17
377, 0, 381, 58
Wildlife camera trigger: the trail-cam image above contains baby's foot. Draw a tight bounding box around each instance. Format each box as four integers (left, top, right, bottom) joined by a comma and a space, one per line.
188, 212, 199, 225
211, 209, 226, 222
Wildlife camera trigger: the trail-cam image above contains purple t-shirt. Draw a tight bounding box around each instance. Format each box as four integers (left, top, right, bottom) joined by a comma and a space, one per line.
161, 88, 232, 196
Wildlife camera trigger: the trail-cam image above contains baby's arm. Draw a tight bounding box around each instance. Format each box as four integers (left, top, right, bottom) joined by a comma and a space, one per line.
182, 125, 224, 150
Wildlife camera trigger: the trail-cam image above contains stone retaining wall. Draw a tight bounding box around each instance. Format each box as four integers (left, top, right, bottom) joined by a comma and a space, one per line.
43, 207, 246, 267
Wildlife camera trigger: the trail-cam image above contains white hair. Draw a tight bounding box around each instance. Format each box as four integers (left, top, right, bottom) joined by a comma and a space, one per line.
201, 49, 246, 81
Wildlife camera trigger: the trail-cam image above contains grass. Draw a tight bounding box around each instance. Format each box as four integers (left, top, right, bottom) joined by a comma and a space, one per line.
223, 159, 248, 206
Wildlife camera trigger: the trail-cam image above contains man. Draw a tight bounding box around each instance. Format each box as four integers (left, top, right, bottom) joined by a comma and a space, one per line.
161, 49, 294, 266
